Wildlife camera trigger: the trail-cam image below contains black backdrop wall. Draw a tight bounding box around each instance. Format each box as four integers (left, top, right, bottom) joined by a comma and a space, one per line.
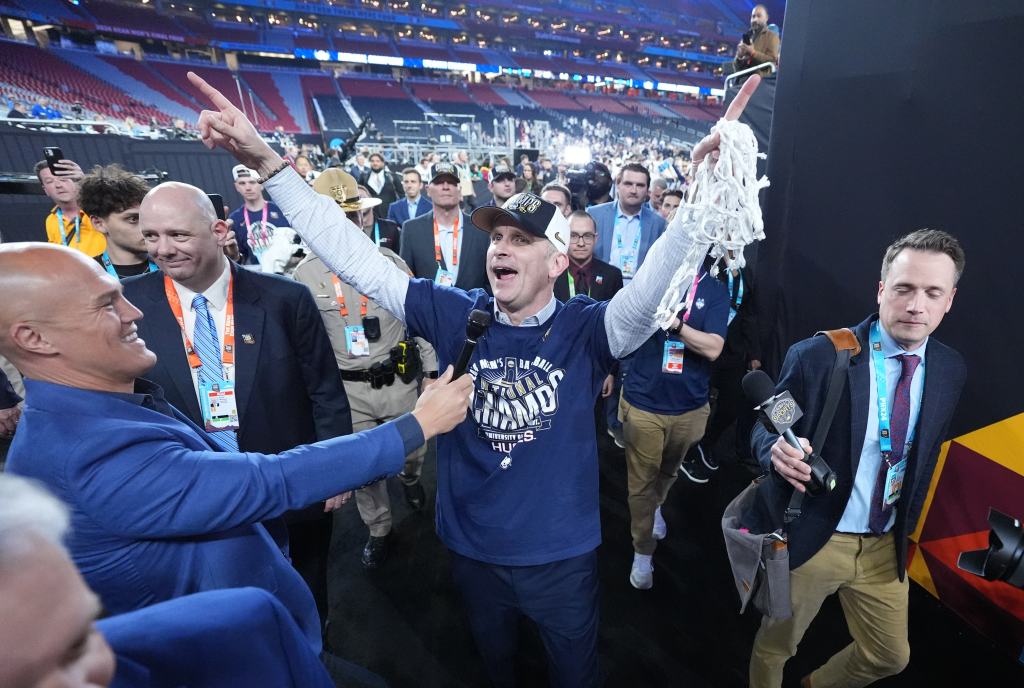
756, 0, 1024, 438
0, 129, 239, 243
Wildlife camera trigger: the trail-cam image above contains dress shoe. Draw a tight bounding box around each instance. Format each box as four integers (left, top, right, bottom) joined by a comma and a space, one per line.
403, 480, 427, 511
361, 534, 389, 569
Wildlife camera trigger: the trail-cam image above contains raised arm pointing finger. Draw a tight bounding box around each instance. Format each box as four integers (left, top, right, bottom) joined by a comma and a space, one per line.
187, 71, 280, 174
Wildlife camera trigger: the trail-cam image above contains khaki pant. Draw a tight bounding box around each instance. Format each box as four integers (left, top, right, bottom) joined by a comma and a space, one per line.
353, 417, 427, 537
749, 532, 910, 688
619, 397, 710, 555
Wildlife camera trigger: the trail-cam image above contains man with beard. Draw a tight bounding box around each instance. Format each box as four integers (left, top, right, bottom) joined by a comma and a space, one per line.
360, 152, 401, 220
735, 4, 780, 78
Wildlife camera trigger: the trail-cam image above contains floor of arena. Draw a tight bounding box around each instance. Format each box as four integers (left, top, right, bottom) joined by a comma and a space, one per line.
323, 425, 1024, 687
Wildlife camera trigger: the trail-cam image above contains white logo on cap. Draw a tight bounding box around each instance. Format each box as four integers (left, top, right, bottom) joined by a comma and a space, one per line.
506, 195, 541, 214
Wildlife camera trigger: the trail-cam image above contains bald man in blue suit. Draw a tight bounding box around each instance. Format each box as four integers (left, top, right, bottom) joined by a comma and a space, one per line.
0, 242, 472, 655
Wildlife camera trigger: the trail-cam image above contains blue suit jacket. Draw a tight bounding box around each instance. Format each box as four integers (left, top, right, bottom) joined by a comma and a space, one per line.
100, 588, 334, 688
387, 196, 432, 226
122, 263, 352, 453
587, 201, 667, 268
750, 316, 965, 575
6, 378, 415, 652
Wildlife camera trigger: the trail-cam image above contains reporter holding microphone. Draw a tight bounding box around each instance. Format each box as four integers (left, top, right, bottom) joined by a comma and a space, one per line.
747, 230, 966, 687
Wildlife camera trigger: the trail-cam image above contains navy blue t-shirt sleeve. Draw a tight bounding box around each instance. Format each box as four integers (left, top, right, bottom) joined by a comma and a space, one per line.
404, 278, 484, 366
227, 207, 252, 263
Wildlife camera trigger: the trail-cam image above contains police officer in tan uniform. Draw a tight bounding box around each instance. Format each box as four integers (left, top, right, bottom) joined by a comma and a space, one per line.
294, 169, 438, 569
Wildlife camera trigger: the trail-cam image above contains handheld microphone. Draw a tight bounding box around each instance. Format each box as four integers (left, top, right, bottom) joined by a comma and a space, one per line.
452, 309, 491, 379
742, 370, 837, 494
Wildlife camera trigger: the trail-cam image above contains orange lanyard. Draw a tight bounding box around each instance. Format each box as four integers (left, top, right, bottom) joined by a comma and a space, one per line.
433, 214, 459, 268
331, 274, 367, 318
164, 274, 235, 370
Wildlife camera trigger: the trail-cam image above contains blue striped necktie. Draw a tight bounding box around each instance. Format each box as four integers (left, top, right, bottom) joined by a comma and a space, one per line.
191, 294, 239, 452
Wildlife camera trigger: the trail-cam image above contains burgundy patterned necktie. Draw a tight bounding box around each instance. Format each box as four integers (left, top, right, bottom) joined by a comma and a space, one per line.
868, 353, 920, 534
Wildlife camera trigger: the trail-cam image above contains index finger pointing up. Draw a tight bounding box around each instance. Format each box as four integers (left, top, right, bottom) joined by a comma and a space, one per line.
724, 74, 761, 121
187, 71, 236, 112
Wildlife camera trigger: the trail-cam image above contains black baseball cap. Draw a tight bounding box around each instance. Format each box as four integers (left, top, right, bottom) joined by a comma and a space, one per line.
430, 161, 460, 185
470, 192, 570, 253
491, 163, 515, 182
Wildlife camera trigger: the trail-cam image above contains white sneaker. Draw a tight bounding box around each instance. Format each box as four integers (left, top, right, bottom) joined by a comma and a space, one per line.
629, 553, 654, 589
652, 506, 667, 540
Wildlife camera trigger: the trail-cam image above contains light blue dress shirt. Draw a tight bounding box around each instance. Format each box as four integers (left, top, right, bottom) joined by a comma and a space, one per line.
836, 323, 927, 533
608, 203, 642, 282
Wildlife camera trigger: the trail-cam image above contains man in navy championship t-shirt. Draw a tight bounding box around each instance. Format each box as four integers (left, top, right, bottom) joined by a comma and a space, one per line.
619, 266, 729, 590
188, 70, 761, 688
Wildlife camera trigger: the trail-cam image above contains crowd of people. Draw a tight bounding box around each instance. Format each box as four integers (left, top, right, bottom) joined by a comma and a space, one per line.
0, 41, 969, 688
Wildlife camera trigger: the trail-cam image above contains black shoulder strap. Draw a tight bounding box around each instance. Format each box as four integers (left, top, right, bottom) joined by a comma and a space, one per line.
784, 329, 858, 525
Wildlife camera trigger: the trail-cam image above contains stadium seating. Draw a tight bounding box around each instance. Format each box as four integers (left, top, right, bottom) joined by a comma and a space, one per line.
0, 39, 169, 124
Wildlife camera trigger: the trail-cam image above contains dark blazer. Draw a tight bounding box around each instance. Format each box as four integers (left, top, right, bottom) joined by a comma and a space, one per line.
387, 196, 432, 226
359, 169, 401, 219
588, 201, 667, 270
367, 217, 402, 255
554, 257, 624, 302
122, 263, 352, 453
399, 210, 489, 291
100, 588, 335, 688
0, 369, 20, 409
750, 315, 966, 577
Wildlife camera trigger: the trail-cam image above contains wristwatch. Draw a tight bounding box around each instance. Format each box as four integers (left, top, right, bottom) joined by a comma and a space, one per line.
667, 322, 683, 336
425, 371, 439, 379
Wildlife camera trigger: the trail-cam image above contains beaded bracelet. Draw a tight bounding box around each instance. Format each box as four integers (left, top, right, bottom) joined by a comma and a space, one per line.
257, 159, 291, 185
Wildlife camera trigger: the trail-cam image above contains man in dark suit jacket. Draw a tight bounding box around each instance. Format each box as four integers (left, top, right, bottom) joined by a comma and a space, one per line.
400, 162, 489, 291
386, 167, 432, 226
588, 163, 667, 284
125, 181, 353, 632
553, 210, 623, 302
748, 230, 966, 688
359, 152, 401, 220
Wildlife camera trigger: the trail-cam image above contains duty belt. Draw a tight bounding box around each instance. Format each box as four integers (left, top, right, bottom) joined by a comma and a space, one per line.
339, 361, 396, 389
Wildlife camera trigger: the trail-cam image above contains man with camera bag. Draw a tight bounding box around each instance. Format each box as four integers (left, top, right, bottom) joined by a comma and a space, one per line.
294, 169, 438, 570
748, 230, 966, 688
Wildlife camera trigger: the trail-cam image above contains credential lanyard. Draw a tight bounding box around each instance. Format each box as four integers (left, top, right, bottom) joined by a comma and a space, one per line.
55, 208, 81, 246
100, 253, 158, 279
243, 204, 268, 235
164, 274, 235, 372
869, 320, 921, 459
567, 272, 576, 298
433, 214, 459, 268
614, 215, 642, 256
331, 274, 368, 319
681, 271, 704, 324
373, 221, 381, 246
728, 269, 744, 309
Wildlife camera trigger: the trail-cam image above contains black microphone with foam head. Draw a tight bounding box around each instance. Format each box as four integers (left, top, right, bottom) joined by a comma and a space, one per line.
742, 369, 837, 495
452, 309, 491, 379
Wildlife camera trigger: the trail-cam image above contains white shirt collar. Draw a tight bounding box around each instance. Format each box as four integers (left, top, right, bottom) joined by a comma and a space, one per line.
493, 295, 557, 327
172, 258, 231, 312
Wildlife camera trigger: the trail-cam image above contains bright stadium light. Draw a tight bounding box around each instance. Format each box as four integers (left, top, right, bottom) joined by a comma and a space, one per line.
564, 145, 591, 166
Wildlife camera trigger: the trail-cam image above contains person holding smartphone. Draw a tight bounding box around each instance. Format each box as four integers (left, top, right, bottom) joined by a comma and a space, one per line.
35, 153, 106, 258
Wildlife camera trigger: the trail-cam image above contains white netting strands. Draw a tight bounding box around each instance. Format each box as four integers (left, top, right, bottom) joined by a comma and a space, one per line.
654, 118, 770, 329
